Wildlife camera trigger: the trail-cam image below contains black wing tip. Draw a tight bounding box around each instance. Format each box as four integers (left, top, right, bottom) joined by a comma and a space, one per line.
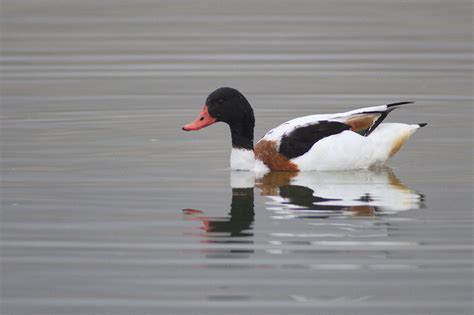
418, 123, 428, 128
386, 101, 415, 108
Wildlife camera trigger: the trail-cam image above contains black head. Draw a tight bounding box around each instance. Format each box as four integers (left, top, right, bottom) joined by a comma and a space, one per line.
206, 87, 255, 128
182, 87, 255, 150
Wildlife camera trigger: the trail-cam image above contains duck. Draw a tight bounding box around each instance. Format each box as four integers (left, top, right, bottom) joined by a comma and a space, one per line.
182, 87, 426, 172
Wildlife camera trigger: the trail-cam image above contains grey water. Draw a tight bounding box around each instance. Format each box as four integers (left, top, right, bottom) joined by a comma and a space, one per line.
1, 1, 473, 314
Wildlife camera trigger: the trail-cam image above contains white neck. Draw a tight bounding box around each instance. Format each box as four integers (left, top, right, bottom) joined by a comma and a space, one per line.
230, 148, 255, 170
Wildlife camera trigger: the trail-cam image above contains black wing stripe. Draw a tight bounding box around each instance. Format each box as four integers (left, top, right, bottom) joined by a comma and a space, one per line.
364, 111, 389, 136
386, 101, 414, 108
279, 121, 351, 159
365, 101, 415, 136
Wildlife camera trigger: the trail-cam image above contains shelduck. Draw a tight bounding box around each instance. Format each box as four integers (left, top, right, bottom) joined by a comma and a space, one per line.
182, 87, 426, 172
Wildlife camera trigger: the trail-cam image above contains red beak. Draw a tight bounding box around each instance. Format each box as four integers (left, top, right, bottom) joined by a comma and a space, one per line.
182, 105, 217, 131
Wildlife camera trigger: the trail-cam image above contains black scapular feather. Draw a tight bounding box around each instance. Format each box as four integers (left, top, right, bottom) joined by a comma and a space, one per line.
279, 121, 351, 159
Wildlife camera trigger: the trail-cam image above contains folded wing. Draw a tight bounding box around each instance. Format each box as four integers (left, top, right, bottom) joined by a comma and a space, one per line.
260, 102, 415, 160
332, 102, 414, 136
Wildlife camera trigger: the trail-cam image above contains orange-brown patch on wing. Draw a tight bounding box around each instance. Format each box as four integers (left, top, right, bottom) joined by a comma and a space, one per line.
256, 171, 299, 196
344, 114, 379, 134
255, 140, 299, 171
389, 132, 411, 157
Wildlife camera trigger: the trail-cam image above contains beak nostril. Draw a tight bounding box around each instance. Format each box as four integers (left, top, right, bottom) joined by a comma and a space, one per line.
182, 106, 216, 131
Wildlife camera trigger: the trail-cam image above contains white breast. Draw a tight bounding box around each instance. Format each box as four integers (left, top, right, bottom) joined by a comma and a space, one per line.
230, 148, 255, 171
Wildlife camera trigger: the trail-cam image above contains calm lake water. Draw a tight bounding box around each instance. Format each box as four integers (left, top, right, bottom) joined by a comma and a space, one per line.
1, 1, 473, 314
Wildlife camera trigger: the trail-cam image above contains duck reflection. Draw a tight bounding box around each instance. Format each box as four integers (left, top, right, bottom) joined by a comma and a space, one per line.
183, 187, 254, 239
183, 175, 255, 258
257, 168, 424, 219
183, 168, 423, 240
183, 171, 256, 246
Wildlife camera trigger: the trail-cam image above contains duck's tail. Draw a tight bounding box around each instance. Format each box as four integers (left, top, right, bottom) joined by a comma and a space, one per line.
369, 123, 425, 163
336, 101, 421, 136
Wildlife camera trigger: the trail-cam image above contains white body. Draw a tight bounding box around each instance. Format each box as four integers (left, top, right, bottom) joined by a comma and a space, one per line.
231, 104, 423, 172
291, 123, 420, 171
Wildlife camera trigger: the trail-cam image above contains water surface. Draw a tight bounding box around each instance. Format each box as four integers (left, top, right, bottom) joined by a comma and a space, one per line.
1, 1, 473, 314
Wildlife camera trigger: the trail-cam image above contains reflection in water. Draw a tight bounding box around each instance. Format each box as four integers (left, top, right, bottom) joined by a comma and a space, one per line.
183, 168, 424, 253
183, 187, 254, 258
183, 188, 254, 239
257, 168, 424, 220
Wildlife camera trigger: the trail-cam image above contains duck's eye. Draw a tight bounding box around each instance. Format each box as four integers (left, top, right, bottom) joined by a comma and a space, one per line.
217, 99, 224, 103
200, 117, 204, 121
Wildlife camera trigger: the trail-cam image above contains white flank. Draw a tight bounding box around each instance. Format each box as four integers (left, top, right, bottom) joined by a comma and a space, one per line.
292, 130, 374, 171
291, 123, 421, 171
